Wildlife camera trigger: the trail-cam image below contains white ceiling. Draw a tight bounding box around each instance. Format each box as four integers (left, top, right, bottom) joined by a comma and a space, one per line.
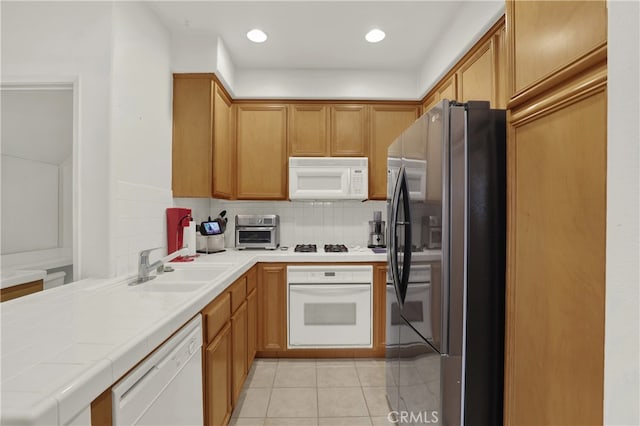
150, 1, 496, 72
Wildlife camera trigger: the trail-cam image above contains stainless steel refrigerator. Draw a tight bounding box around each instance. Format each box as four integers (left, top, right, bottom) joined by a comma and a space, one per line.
385, 100, 506, 425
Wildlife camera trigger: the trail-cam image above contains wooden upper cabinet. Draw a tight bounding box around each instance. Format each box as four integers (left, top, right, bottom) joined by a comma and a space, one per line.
235, 104, 288, 199
289, 104, 329, 156
212, 84, 234, 199
458, 39, 496, 105
172, 75, 214, 197
422, 74, 458, 114
494, 25, 508, 109
438, 75, 458, 103
509, 0, 607, 95
422, 93, 438, 115
369, 105, 420, 200
330, 104, 368, 156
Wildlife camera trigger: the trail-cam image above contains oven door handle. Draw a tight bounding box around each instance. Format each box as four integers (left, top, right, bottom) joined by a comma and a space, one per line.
289, 284, 371, 294
236, 227, 276, 231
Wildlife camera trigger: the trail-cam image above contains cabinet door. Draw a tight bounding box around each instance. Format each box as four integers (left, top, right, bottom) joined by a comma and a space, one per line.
236, 104, 288, 199
257, 263, 286, 351
330, 105, 368, 156
369, 105, 420, 199
205, 323, 231, 426
231, 300, 248, 404
506, 84, 606, 425
458, 40, 496, 105
423, 74, 457, 116
421, 93, 438, 115
373, 264, 387, 355
289, 104, 329, 156
172, 75, 213, 197
246, 288, 257, 367
438, 74, 458, 103
212, 84, 234, 199
509, 0, 606, 94
494, 25, 508, 109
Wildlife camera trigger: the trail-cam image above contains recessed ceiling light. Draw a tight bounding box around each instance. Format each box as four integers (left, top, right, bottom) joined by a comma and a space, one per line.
365, 29, 385, 43
247, 29, 268, 43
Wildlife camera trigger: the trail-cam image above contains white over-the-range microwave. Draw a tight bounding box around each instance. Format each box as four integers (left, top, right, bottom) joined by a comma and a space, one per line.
288, 157, 368, 200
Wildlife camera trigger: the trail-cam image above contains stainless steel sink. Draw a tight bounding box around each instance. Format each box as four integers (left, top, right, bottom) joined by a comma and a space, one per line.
153, 267, 228, 283
140, 282, 208, 293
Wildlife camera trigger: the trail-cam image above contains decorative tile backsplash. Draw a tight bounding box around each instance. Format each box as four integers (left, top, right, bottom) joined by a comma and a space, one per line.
212, 199, 387, 248
173, 198, 388, 249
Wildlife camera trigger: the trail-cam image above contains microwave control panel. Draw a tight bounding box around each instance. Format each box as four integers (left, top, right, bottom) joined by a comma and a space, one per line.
350, 168, 367, 196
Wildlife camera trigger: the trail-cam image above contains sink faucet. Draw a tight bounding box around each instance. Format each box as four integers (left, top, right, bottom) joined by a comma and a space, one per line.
132, 247, 189, 285
136, 247, 164, 284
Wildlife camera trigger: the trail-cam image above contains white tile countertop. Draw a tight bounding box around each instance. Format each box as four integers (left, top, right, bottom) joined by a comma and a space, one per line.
0, 269, 47, 290
0, 247, 438, 425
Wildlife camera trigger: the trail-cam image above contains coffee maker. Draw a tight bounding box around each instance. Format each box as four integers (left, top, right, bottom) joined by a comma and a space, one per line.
367, 210, 386, 248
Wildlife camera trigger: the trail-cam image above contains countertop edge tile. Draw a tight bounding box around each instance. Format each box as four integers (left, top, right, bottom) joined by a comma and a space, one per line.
53, 359, 113, 425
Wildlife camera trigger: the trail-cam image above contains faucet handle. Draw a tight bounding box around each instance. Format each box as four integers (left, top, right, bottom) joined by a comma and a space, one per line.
139, 247, 163, 259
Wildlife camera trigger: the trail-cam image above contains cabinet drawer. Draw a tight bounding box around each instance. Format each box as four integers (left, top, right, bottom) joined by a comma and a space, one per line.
230, 276, 247, 313
247, 267, 257, 293
203, 293, 230, 344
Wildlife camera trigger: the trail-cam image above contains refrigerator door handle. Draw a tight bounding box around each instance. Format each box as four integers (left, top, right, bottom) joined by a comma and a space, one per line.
397, 167, 412, 303
389, 166, 403, 307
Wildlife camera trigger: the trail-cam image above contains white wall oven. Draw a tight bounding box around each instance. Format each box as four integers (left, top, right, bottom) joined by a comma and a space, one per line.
287, 265, 372, 348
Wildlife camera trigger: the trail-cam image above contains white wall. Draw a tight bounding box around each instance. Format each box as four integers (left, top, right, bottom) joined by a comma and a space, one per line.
1, 156, 59, 253
173, 198, 212, 225
215, 37, 236, 93
110, 2, 173, 276
1, 1, 113, 278
233, 68, 418, 100
171, 32, 219, 74
605, 1, 640, 424
2, 2, 174, 278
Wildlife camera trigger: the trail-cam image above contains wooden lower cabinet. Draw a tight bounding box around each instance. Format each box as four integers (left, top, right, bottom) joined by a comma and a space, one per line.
257, 263, 287, 351
373, 264, 387, 355
204, 323, 232, 426
202, 268, 257, 425
231, 300, 248, 404
247, 288, 257, 367
0, 279, 43, 302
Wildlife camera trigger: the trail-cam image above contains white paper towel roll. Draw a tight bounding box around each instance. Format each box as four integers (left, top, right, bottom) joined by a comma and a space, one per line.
183, 220, 196, 255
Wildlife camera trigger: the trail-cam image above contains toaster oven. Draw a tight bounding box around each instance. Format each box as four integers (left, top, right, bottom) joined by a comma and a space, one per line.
235, 214, 280, 250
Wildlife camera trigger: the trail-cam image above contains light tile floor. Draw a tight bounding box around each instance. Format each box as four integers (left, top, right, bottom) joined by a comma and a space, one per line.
230, 358, 396, 426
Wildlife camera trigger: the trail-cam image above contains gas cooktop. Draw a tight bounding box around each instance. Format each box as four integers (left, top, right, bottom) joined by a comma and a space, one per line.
293, 244, 349, 253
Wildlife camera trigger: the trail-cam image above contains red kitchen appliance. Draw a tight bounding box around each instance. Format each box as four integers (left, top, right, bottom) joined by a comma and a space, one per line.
166, 207, 193, 259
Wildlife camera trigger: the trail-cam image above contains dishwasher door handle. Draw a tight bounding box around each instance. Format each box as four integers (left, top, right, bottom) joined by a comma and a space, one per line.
118, 365, 159, 404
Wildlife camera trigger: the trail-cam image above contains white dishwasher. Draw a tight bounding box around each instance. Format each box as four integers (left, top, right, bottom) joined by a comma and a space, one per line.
112, 315, 203, 426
